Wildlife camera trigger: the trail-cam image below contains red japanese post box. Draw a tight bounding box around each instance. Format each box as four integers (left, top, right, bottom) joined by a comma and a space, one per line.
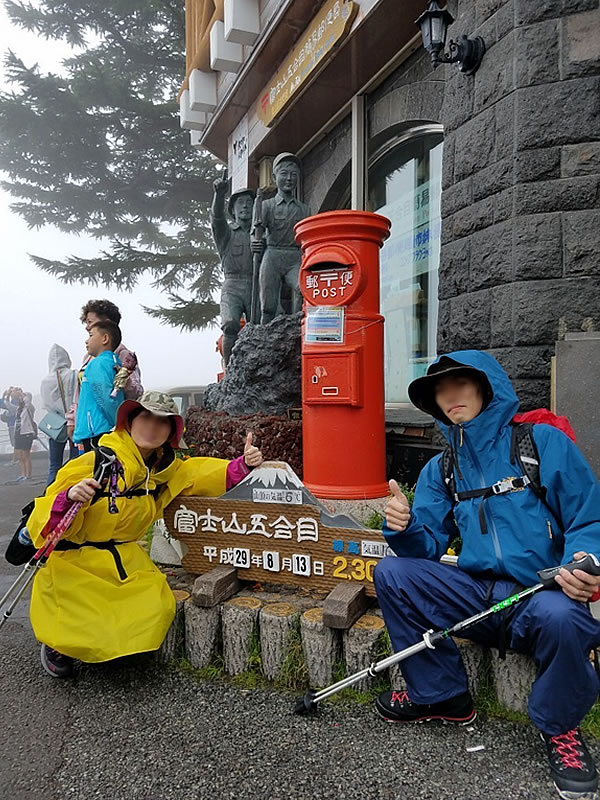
295, 210, 391, 499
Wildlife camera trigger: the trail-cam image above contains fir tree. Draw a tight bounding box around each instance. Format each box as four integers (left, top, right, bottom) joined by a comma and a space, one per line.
0, 0, 221, 330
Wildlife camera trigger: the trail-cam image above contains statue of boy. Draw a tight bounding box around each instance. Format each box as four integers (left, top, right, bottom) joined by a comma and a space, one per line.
251, 153, 310, 325
211, 178, 255, 365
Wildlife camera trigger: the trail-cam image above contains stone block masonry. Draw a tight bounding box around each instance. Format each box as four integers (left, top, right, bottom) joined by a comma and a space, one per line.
299, 1, 600, 409
438, 1, 600, 408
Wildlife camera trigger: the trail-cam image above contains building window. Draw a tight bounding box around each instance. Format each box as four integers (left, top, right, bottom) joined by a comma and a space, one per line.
368, 127, 443, 404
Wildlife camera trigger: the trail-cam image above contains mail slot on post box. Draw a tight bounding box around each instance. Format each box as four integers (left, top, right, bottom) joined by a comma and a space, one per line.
295, 210, 391, 499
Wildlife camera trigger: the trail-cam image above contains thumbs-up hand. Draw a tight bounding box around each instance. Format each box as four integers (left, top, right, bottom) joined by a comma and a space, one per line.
385, 479, 411, 532
243, 432, 263, 468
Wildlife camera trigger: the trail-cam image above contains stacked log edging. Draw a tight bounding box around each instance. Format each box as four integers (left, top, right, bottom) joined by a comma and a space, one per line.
158, 573, 537, 715
157, 589, 189, 663
301, 608, 340, 687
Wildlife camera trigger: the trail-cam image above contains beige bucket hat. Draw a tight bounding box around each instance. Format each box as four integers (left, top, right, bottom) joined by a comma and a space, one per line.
116, 390, 185, 448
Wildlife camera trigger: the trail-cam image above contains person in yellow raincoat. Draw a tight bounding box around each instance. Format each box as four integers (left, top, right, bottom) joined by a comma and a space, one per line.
27, 390, 263, 677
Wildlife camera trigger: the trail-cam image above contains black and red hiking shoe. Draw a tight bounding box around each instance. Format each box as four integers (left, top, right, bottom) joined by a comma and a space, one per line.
40, 644, 74, 678
541, 728, 598, 799
375, 689, 476, 724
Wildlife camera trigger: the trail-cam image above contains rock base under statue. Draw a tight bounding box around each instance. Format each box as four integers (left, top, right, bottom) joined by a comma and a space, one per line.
204, 312, 302, 416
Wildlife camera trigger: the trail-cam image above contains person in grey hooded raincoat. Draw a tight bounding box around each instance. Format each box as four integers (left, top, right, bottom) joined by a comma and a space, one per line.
40, 344, 77, 484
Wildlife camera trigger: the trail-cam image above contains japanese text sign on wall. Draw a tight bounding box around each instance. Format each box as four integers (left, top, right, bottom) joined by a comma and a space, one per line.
229, 115, 249, 194
257, 0, 358, 128
164, 462, 392, 597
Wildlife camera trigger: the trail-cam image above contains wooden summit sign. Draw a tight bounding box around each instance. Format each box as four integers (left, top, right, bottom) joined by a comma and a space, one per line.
164, 461, 392, 598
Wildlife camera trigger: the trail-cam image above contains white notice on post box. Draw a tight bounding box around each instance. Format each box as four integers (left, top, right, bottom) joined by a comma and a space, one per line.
305, 306, 345, 344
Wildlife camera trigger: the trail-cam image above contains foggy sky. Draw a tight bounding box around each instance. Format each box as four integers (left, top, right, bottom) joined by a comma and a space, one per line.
0, 6, 222, 397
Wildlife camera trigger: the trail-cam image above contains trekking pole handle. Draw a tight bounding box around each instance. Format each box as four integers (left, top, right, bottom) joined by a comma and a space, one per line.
537, 553, 600, 589
93, 447, 117, 486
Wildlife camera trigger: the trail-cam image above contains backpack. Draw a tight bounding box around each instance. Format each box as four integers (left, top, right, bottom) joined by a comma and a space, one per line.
440, 410, 576, 535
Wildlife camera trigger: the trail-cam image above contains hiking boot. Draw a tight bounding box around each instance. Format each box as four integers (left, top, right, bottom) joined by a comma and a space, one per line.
541, 728, 599, 798
375, 689, 476, 724
40, 644, 74, 678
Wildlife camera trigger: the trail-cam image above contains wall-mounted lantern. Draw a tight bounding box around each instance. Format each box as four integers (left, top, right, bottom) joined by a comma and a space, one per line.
415, 1, 485, 75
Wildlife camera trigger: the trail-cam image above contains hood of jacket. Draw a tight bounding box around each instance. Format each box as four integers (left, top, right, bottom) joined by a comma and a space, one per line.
99, 428, 179, 489
40, 351, 76, 414
409, 350, 520, 450
48, 344, 72, 372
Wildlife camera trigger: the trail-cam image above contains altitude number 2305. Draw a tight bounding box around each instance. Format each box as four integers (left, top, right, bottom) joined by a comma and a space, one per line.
332, 556, 377, 583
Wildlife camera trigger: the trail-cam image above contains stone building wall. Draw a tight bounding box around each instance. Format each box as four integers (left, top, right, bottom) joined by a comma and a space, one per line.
367, 47, 443, 144
302, 114, 352, 213
300, 0, 600, 409
438, 0, 600, 408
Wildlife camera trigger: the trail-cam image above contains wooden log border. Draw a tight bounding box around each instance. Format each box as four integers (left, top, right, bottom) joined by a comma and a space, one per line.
161, 592, 535, 715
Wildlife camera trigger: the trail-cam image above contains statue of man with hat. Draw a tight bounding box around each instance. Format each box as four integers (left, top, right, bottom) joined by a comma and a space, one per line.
210, 176, 256, 365
251, 152, 310, 325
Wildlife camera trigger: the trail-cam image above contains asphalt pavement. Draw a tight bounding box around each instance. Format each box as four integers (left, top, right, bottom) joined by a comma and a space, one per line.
1, 456, 598, 800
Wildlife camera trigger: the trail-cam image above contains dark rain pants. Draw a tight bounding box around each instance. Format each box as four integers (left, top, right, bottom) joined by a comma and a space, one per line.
374, 556, 600, 735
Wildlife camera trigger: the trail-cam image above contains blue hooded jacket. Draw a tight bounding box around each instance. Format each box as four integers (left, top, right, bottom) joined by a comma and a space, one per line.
73, 350, 123, 443
383, 350, 600, 586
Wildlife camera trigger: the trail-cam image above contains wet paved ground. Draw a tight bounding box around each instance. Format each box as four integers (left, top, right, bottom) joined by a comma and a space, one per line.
1, 456, 598, 800
0, 456, 47, 624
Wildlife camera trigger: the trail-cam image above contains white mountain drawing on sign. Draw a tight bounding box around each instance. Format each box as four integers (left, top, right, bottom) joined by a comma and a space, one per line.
222, 461, 367, 531
244, 462, 303, 489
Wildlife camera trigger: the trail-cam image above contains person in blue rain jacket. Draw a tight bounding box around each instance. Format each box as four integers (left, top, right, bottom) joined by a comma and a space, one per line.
374, 350, 600, 799
73, 320, 123, 453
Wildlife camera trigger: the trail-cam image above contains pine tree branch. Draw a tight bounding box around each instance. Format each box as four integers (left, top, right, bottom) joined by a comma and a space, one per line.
0, 0, 224, 330
142, 296, 221, 332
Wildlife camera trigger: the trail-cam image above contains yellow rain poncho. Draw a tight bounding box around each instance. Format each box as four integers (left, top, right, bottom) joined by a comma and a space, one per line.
28, 429, 229, 662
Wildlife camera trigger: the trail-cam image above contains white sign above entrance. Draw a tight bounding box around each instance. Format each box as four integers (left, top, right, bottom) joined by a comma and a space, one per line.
229, 114, 249, 193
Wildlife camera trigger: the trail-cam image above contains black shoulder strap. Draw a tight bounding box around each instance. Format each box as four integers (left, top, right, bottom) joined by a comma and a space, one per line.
440, 446, 457, 502
90, 445, 120, 507
95, 487, 162, 500
510, 423, 543, 499
91, 446, 163, 503
511, 421, 566, 532
440, 422, 560, 535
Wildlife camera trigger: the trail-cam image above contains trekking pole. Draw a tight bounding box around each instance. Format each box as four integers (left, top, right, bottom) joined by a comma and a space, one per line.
294, 553, 600, 715
0, 501, 84, 629
0, 448, 118, 631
